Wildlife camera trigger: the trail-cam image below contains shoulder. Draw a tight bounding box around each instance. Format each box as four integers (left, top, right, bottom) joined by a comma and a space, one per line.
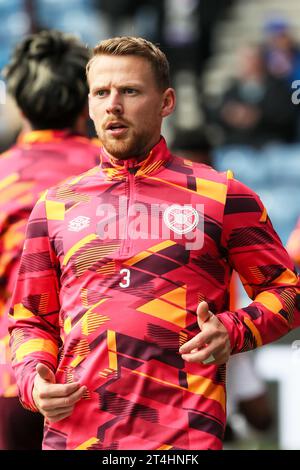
170, 154, 232, 183
44, 165, 101, 200
0, 145, 20, 166
224, 176, 265, 219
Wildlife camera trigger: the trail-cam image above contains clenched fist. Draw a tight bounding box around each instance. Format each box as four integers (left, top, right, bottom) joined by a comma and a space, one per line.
32, 363, 86, 423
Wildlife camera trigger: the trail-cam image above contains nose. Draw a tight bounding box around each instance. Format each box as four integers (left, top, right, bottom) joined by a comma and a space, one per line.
106, 90, 123, 115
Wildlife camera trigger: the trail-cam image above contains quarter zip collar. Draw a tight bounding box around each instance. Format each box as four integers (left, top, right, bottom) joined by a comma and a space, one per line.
99, 136, 171, 180
16, 129, 91, 146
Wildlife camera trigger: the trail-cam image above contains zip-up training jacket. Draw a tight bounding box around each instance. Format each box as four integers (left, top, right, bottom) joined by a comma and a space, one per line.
9, 137, 300, 449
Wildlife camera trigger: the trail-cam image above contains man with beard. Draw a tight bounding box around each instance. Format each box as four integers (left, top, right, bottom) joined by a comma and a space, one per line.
9, 37, 300, 450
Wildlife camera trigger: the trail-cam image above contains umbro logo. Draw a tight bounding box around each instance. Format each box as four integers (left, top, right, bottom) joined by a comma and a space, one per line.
68, 216, 90, 232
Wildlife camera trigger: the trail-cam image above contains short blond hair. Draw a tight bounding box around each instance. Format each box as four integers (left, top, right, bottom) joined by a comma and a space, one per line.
86, 36, 170, 91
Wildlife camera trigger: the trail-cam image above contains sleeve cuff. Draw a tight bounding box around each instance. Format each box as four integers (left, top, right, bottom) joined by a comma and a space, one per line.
216, 311, 239, 353
20, 369, 39, 412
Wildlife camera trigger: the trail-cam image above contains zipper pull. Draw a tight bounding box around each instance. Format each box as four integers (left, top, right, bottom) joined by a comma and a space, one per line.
125, 159, 137, 174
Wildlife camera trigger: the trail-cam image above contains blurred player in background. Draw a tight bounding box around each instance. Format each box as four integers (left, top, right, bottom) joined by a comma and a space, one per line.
0, 30, 100, 450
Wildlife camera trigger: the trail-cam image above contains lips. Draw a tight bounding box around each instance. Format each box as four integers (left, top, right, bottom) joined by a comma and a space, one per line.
105, 121, 129, 137
106, 121, 128, 131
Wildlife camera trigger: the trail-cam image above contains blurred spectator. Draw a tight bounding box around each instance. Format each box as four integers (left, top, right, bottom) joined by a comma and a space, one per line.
163, 0, 234, 75
94, 0, 163, 42
0, 95, 21, 153
171, 127, 213, 166
263, 17, 300, 85
163, 0, 202, 74
206, 45, 297, 146
286, 217, 300, 268
225, 351, 273, 446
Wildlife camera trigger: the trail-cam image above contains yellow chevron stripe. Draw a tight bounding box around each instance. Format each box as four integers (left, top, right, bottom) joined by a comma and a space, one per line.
259, 206, 268, 222
75, 438, 99, 450
124, 250, 151, 266
69, 167, 99, 185
125, 240, 176, 267
70, 355, 85, 368
148, 240, 176, 253
273, 268, 299, 286
0, 173, 18, 191
16, 339, 58, 362
81, 289, 89, 307
13, 303, 34, 320
132, 370, 225, 411
187, 373, 226, 411
81, 299, 109, 336
137, 298, 186, 328
141, 175, 197, 195
144, 175, 227, 205
37, 190, 48, 203
64, 317, 72, 334
63, 234, 98, 265
161, 286, 186, 310
243, 317, 263, 346
255, 291, 283, 315
196, 178, 227, 204
0, 181, 34, 204
45, 200, 65, 220
107, 330, 118, 370
65, 202, 81, 214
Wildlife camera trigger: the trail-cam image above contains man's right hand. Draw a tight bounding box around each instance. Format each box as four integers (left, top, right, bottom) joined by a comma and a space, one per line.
32, 363, 86, 423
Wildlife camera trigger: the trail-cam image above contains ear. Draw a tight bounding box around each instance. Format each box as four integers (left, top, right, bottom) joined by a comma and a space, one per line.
88, 93, 94, 121
160, 88, 176, 118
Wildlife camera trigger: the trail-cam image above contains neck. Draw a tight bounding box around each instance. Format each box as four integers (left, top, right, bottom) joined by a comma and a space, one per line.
21, 116, 87, 136
104, 136, 162, 165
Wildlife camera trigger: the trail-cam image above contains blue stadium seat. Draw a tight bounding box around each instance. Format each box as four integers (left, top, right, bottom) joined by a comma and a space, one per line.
0, 2, 30, 69
0, 0, 23, 12
214, 145, 300, 245
36, 1, 101, 45
262, 144, 300, 185
250, 185, 300, 244
55, 11, 105, 46
213, 146, 269, 188
36, 0, 95, 26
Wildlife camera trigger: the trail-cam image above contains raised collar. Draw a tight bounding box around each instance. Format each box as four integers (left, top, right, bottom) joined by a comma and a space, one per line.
17, 129, 80, 145
99, 136, 171, 180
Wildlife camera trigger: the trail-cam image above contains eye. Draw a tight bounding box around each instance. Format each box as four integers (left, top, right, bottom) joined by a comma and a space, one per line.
122, 88, 137, 95
96, 89, 108, 97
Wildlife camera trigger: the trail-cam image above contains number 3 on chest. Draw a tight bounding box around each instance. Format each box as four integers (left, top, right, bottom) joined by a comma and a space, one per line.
119, 268, 131, 288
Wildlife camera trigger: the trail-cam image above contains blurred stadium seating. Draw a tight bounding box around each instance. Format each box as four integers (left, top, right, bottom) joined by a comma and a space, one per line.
213, 145, 300, 244
35, 0, 105, 45
203, 0, 300, 95
0, 0, 30, 69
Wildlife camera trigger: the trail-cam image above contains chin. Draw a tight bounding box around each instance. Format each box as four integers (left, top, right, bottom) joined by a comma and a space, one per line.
103, 139, 140, 160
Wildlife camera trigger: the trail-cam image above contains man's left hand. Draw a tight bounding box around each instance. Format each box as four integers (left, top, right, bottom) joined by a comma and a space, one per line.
179, 301, 231, 365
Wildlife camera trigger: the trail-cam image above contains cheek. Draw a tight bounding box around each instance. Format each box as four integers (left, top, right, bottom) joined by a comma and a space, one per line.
89, 101, 105, 120
134, 104, 160, 127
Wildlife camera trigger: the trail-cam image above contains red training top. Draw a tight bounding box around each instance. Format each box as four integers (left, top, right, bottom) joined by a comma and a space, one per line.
9, 137, 300, 449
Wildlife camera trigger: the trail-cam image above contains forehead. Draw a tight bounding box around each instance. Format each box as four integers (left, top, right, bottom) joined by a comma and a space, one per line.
88, 54, 156, 86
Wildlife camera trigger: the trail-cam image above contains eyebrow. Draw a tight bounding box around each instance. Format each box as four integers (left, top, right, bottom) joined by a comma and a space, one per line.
91, 81, 144, 90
